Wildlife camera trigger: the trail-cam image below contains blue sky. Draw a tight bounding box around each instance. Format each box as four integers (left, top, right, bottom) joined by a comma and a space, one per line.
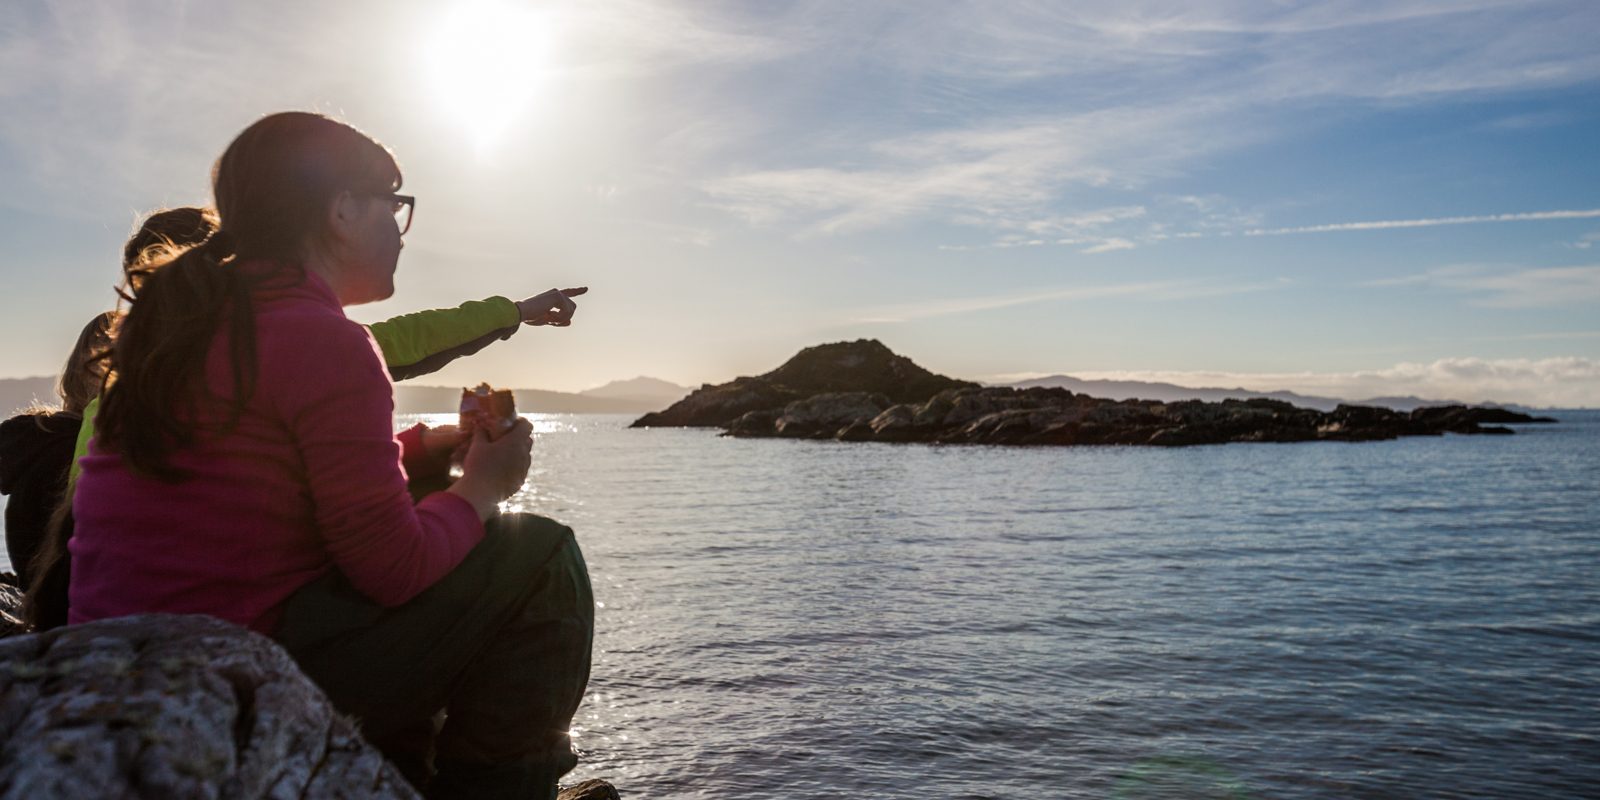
1, 0, 1597, 405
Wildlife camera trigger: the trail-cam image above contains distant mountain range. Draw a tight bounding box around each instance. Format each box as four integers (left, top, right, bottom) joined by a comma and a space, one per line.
577, 376, 694, 408
1, 371, 1549, 418
1003, 375, 1531, 413
395, 378, 691, 415
0, 376, 56, 416
0, 375, 693, 417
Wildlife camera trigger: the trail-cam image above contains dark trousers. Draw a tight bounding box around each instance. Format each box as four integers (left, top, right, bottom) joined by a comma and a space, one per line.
275, 513, 594, 800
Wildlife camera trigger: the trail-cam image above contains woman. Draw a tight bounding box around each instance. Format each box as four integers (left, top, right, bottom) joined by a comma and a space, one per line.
71, 112, 592, 800
26, 204, 583, 631
0, 312, 113, 586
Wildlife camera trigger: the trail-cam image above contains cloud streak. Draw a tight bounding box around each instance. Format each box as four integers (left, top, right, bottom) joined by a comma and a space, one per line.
1246, 209, 1600, 236
850, 281, 1181, 323
947, 207, 1600, 251
846, 277, 1279, 324
1081, 238, 1137, 254
1366, 264, 1600, 307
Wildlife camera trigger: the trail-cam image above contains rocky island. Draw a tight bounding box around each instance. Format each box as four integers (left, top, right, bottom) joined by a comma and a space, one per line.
632, 339, 977, 428
633, 340, 1554, 445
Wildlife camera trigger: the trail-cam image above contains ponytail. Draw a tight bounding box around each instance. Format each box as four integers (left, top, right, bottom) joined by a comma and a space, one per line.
96, 234, 260, 482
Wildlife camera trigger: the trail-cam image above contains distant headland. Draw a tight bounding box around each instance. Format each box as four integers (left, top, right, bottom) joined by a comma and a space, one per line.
0, 376, 693, 418
631, 340, 1555, 446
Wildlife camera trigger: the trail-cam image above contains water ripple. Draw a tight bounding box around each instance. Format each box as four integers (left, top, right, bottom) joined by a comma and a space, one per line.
390, 411, 1600, 799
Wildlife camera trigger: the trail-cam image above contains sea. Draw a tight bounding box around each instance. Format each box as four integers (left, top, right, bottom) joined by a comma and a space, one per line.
4, 410, 1597, 798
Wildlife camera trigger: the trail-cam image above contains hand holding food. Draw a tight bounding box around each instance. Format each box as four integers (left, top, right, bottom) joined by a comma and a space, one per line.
420, 424, 467, 460
447, 384, 531, 519
459, 383, 517, 440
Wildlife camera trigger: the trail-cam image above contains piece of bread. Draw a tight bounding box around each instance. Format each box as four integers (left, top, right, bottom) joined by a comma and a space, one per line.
459, 383, 517, 440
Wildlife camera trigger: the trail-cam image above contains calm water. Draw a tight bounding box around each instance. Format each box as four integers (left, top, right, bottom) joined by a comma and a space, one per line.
5, 412, 1597, 798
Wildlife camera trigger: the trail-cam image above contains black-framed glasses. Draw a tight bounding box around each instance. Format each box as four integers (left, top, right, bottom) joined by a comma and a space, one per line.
389, 193, 416, 235
368, 192, 415, 235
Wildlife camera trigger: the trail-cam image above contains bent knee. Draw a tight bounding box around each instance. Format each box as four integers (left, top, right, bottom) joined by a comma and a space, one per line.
481, 513, 581, 571
492, 512, 576, 547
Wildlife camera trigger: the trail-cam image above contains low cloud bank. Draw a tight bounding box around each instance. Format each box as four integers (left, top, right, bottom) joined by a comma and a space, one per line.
994, 356, 1600, 408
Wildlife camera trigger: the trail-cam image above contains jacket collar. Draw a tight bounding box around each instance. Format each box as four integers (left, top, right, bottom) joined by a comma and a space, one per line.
239, 261, 343, 312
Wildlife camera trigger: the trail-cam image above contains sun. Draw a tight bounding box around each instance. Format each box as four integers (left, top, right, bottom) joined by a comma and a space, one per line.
424, 1, 557, 151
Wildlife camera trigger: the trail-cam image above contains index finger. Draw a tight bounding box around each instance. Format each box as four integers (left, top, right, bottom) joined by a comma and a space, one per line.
560, 287, 588, 297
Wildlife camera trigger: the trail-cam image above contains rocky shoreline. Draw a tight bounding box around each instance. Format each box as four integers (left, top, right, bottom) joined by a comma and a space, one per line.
728, 386, 1552, 445
634, 340, 1555, 445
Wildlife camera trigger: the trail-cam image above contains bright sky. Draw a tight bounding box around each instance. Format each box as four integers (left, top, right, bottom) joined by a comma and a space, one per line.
1, 1, 1597, 406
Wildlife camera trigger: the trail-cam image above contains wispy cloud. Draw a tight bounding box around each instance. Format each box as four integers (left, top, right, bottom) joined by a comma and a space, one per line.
696, 2, 1600, 236
1366, 264, 1600, 307
1081, 238, 1137, 254
942, 195, 1262, 250
701, 104, 1237, 235
1247, 209, 1600, 236
557, 0, 795, 73
850, 281, 1181, 324
947, 206, 1600, 251
967, 206, 1149, 237
1566, 232, 1600, 250
785, 1, 1600, 94
1486, 109, 1578, 130
990, 356, 1600, 408
846, 277, 1279, 324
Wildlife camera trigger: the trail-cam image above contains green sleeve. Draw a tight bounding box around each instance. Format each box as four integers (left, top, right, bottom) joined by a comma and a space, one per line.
367, 297, 521, 369
67, 395, 97, 484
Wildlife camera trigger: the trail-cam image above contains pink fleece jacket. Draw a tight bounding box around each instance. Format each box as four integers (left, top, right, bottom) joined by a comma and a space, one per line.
69, 267, 484, 633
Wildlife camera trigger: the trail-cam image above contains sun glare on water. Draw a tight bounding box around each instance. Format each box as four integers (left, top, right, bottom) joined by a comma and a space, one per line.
424, 1, 557, 151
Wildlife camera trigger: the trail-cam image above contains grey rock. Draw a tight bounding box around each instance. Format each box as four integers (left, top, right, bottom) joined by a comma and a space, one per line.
726, 408, 781, 438
773, 392, 890, 438
633, 376, 802, 429
560, 778, 622, 799
0, 613, 418, 799
0, 589, 624, 800
836, 420, 876, 442
866, 405, 921, 442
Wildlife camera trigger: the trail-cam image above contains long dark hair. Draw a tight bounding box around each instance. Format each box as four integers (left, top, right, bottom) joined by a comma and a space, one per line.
95, 112, 400, 481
